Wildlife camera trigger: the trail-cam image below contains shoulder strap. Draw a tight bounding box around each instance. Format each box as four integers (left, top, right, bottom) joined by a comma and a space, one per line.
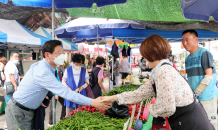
156, 62, 196, 98
55, 70, 57, 77
93, 67, 101, 85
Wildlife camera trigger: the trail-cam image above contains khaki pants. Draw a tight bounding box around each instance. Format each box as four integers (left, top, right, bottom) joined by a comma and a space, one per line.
200, 96, 217, 130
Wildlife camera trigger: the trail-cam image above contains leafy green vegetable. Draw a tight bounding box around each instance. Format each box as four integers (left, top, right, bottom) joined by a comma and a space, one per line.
48, 111, 136, 130
103, 84, 140, 96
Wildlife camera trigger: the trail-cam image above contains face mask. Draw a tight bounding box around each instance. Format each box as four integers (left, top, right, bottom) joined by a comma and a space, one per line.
50, 54, 65, 66
13, 60, 19, 65
73, 64, 81, 70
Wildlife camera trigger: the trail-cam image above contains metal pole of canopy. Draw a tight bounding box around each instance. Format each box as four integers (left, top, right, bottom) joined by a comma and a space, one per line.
104, 38, 110, 91
111, 38, 115, 90
52, 0, 56, 125
129, 39, 132, 84
97, 25, 99, 56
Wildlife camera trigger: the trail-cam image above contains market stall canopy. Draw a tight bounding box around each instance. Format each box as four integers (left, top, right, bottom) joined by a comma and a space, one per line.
67, 0, 207, 23
34, 27, 78, 50
113, 28, 218, 44
0, 0, 127, 8
0, 19, 49, 45
181, 0, 218, 22
54, 18, 145, 39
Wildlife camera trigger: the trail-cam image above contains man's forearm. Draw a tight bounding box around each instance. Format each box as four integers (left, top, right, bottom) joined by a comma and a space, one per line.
196, 75, 213, 93
99, 81, 107, 93
9, 75, 17, 88
194, 75, 213, 97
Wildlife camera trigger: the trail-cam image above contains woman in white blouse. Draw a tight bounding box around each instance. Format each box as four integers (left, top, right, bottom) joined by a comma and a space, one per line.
102, 34, 214, 130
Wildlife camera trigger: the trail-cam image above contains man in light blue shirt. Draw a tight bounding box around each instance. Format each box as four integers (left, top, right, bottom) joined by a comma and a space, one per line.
5, 40, 111, 130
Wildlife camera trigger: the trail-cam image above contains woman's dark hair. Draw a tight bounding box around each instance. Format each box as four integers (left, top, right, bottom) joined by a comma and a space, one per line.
0, 57, 7, 65
42, 40, 62, 58
140, 57, 144, 62
96, 56, 105, 65
72, 53, 83, 63
81, 55, 85, 64
140, 34, 171, 62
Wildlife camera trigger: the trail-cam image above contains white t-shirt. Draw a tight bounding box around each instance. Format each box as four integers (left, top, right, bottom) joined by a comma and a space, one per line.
4, 61, 19, 89
63, 66, 89, 88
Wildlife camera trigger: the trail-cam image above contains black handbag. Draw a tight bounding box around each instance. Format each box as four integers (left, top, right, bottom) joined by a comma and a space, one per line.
5, 81, 18, 95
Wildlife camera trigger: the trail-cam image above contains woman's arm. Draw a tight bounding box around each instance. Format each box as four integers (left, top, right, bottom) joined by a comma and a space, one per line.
62, 70, 72, 90
149, 66, 176, 118
1, 71, 5, 81
102, 79, 155, 104
117, 79, 155, 105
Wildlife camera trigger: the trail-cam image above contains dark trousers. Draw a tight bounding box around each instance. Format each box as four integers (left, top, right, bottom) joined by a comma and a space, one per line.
48, 97, 66, 125
34, 106, 46, 130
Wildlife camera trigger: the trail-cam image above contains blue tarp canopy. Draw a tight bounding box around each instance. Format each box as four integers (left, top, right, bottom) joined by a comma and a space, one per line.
114, 28, 218, 44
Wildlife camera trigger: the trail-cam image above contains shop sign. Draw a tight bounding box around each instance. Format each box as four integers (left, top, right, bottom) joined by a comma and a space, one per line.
20, 46, 26, 50
34, 50, 39, 53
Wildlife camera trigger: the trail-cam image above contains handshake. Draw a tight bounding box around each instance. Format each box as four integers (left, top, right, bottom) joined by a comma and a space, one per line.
90, 95, 118, 110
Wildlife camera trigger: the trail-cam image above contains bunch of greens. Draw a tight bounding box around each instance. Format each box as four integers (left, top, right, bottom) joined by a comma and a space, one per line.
103, 84, 140, 96
48, 111, 136, 130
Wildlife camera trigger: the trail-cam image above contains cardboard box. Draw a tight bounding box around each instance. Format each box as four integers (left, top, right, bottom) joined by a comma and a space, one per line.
180, 69, 186, 75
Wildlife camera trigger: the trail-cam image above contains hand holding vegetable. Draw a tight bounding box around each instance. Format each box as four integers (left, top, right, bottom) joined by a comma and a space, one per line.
101, 95, 118, 103
91, 97, 111, 110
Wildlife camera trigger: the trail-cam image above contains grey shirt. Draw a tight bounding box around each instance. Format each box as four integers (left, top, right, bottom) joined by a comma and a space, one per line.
121, 58, 130, 73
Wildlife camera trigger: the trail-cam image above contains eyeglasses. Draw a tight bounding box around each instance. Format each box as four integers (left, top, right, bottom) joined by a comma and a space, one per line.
55, 52, 66, 55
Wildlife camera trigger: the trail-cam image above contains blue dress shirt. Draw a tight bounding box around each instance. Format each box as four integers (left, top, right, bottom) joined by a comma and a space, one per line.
13, 59, 92, 109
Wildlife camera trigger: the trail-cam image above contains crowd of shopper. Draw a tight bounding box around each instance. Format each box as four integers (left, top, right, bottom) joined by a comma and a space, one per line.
0, 29, 217, 130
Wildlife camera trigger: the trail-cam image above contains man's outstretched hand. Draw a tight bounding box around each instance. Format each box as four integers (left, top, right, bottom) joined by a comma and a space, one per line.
91, 97, 111, 110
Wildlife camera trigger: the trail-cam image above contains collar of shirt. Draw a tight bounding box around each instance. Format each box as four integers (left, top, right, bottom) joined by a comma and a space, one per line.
151, 59, 172, 81
43, 58, 55, 73
96, 65, 102, 68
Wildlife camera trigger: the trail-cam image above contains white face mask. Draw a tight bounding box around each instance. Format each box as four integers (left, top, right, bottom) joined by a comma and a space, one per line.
73, 64, 81, 70
13, 60, 19, 65
50, 54, 65, 66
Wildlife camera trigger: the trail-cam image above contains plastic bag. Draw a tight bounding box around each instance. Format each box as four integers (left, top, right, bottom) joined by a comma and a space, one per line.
142, 114, 153, 130
105, 101, 129, 119
110, 42, 119, 59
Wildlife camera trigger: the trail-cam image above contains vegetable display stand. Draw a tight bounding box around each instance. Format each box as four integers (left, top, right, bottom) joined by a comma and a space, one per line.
0, 102, 6, 114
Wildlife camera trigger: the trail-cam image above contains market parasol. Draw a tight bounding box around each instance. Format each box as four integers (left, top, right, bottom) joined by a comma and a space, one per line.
181, 0, 218, 22
54, 17, 145, 55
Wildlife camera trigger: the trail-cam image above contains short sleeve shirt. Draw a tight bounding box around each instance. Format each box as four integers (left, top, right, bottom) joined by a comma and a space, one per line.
96, 65, 104, 79
4, 61, 19, 89
185, 47, 218, 101
121, 58, 130, 73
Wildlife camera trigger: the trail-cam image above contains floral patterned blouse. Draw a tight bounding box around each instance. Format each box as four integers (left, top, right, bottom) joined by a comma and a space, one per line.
117, 64, 194, 118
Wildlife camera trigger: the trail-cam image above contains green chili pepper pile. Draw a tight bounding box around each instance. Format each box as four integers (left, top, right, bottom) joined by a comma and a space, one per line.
103, 84, 141, 96
48, 111, 136, 130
